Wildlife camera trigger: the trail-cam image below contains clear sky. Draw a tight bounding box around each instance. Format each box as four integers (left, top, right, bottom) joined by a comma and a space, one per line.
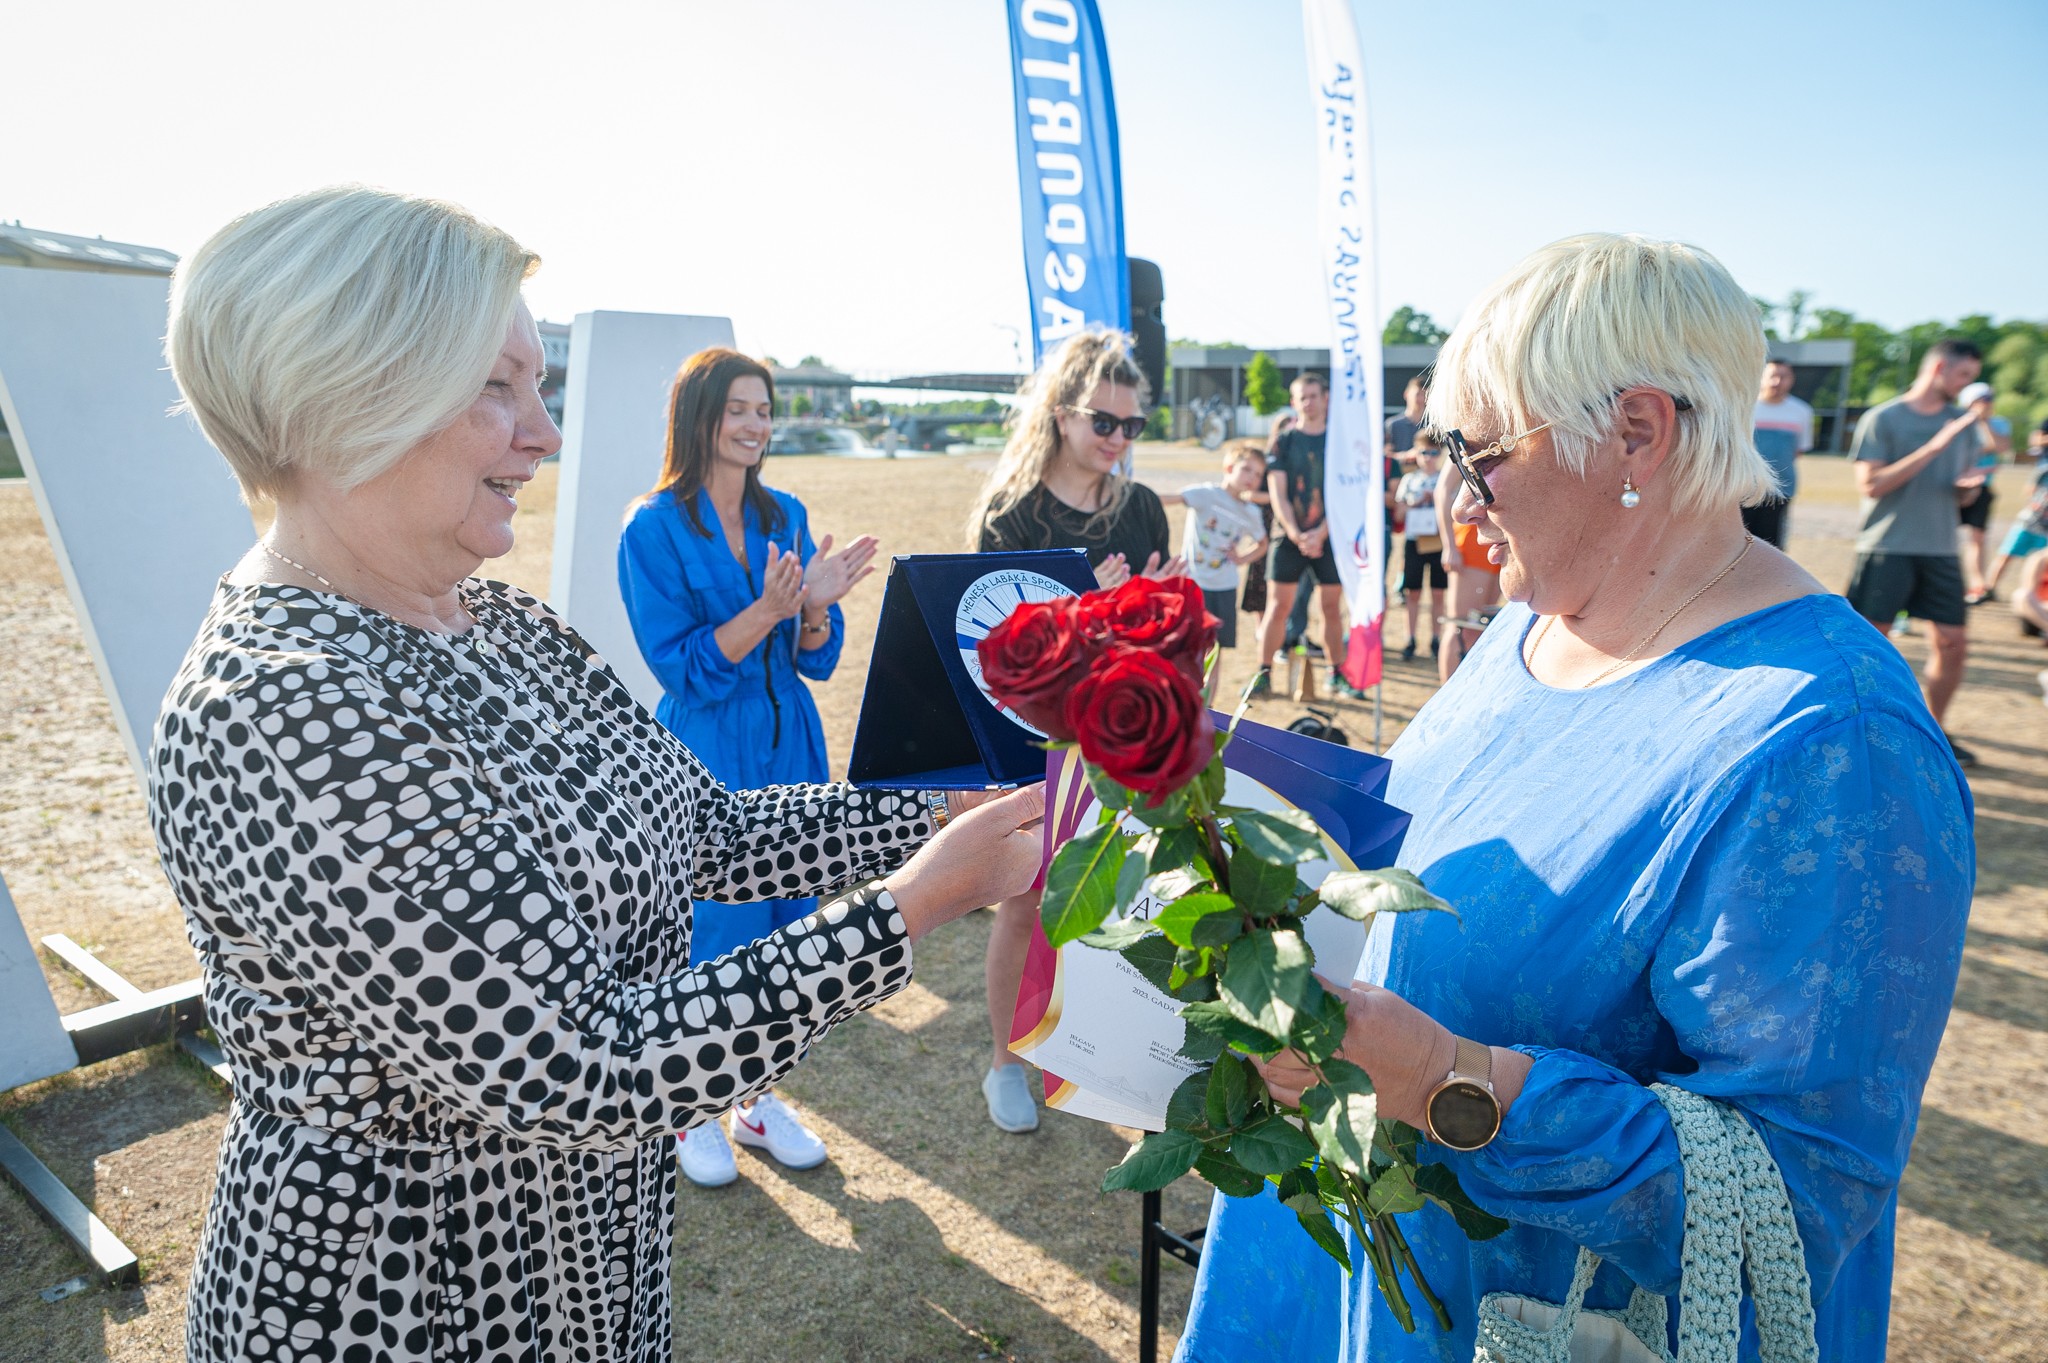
9, 0, 2045, 376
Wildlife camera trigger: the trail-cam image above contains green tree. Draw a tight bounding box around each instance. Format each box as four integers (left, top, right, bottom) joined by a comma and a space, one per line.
1382, 305, 1447, 346
1243, 353, 1288, 416
791, 393, 813, 417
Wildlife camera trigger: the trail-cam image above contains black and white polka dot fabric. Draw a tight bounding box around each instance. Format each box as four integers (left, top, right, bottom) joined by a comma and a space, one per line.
148, 580, 933, 1363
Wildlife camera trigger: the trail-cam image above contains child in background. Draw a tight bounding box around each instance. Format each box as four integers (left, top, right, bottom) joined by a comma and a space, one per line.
1159, 441, 1270, 648
1395, 431, 1448, 660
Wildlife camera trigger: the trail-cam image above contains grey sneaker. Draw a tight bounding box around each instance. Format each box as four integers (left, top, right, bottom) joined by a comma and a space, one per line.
982, 1064, 1040, 1133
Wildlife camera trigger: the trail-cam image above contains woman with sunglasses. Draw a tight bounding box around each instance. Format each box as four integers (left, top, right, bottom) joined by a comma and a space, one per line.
1174, 234, 1970, 1363
966, 327, 1185, 1133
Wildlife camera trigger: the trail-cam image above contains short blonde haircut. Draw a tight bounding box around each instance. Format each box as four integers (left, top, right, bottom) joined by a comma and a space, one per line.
1427, 233, 1775, 516
966, 327, 1150, 546
167, 186, 539, 500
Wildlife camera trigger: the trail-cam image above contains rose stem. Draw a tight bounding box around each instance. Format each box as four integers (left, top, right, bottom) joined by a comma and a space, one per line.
1381, 1214, 1453, 1331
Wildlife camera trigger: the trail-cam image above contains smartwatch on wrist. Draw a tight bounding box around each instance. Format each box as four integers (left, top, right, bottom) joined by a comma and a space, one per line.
1424, 1036, 1503, 1151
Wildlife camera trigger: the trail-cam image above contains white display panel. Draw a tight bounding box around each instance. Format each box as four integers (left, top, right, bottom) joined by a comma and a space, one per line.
0, 269, 254, 779
0, 873, 77, 1089
550, 311, 734, 714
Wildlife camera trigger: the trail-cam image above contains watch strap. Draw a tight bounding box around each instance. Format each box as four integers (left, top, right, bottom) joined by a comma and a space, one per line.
1452, 1034, 1493, 1089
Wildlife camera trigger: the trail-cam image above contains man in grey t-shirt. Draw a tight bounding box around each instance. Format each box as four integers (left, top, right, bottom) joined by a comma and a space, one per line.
1845, 337, 1986, 764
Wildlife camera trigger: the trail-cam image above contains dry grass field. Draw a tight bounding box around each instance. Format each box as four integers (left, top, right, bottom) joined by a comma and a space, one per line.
0, 449, 2043, 1361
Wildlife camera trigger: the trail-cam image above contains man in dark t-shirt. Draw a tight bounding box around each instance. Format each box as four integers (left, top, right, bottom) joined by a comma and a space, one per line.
1253, 372, 1356, 695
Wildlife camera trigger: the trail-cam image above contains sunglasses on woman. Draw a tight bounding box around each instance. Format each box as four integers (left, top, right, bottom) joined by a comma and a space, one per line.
1442, 390, 1694, 506
1070, 406, 1149, 440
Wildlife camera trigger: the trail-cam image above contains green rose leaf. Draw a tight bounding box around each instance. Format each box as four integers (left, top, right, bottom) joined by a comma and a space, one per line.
1219, 928, 1318, 1039
1194, 1151, 1268, 1199
1166, 1069, 1211, 1132
1229, 847, 1302, 915
1043, 822, 1127, 946
1176, 1024, 1226, 1065
1078, 917, 1154, 952
1120, 934, 1179, 993
1291, 1200, 1352, 1269
1274, 1165, 1319, 1205
1197, 750, 1228, 808
1149, 865, 1207, 905
1205, 1054, 1253, 1131
1287, 985, 1352, 1063
1231, 1113, 1319, 1176
1148, 824, 1209, 878
1413, 1164, 1513, 1241
1300, 1058, 1378, 1176
1101, 1128, 1204, 1193
1315, 866, 1459, 924
1180, 1000, 1287, 1056
1085, 765, 1135, 813
1171, 971, 1217, 1003
1156, 893, 1244, 950
1114, 845, 1153, 915
1363, 1162, 1427, 1218
1373, 1118, 1422, 1169
1128, 785, 1193, 829
1229, 808, 1327, 865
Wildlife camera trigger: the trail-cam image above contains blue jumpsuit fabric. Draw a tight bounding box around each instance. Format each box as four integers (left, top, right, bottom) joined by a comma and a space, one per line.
619, 486, 844, 965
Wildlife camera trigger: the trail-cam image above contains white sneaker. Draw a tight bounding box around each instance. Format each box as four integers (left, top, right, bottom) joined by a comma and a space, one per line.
982, 1063, 1040, 1133
731, 1093, 829, 1170
676, 1121, 738, 1187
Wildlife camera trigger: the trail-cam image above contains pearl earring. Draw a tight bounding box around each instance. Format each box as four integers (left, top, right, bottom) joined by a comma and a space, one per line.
1620, 476, 1641, 510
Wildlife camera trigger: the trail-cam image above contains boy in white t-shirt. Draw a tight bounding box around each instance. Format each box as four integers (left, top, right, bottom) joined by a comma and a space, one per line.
1395, 432, 1448, 660
1159, 442, 1269, 648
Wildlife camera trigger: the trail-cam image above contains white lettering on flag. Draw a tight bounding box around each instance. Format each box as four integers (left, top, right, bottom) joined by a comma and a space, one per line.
1301, 0, 1384, 690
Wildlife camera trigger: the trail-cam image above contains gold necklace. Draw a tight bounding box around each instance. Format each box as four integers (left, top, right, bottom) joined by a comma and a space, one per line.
1532, 533, 1754, 688
259, 540, 336, 590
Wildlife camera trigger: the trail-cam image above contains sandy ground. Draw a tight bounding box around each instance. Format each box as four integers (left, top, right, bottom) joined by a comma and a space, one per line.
0, 451, 2043, 1362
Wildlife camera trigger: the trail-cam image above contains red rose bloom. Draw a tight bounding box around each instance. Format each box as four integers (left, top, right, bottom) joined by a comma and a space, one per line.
976, 597, 1094, 740
1062, 645, 1217, 804
1075, 576, 1217, 680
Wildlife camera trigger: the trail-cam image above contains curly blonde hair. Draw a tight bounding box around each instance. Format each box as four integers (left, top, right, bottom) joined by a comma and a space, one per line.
966, 328, 1151, 547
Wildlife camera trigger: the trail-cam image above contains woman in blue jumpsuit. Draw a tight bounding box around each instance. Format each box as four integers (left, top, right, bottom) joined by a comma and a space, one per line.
619, 347, 878, 1185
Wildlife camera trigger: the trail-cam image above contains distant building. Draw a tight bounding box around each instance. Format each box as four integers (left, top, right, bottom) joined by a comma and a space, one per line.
0, 223, 178, 276
771, 363, 855, 418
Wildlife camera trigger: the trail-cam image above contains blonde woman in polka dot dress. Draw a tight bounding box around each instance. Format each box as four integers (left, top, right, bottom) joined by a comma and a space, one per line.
152, 186, 1046, 1363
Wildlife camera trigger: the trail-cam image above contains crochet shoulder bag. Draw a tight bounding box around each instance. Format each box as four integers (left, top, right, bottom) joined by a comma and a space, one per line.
1472, 1084, 1820, 1363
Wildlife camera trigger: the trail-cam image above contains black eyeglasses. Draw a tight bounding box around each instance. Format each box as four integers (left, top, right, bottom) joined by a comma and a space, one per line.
1441, 389, 1694, 506
1070, 406, 1148, 440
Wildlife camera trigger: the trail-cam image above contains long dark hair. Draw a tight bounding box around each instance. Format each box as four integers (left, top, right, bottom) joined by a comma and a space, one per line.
643, 347, 785, 538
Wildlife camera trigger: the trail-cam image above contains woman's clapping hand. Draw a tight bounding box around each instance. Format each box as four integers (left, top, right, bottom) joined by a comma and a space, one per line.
884, 784, 1047, 942
803, 533, 879, 607
755, 542, 809, 619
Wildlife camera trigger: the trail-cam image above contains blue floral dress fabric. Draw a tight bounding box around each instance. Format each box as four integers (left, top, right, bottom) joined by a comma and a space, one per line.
619, 486, 844, 964
1175, 593, 1972, 1363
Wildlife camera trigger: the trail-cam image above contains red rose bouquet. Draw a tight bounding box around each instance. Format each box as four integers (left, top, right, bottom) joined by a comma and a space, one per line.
975, 575, 1499, 1335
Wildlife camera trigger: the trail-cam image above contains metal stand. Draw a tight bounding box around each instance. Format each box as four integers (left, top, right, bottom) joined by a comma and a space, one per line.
1138, 1188, 1207, 1363
0, 935, 219, 1285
